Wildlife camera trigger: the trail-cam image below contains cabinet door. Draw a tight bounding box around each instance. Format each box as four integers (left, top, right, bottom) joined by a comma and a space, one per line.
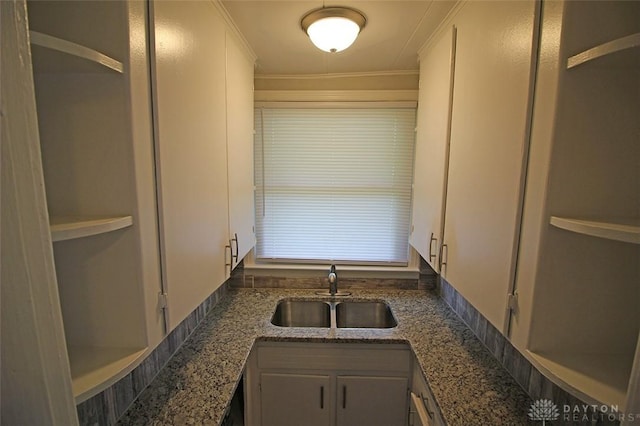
409, 26, 456, 271
225, 30, 256, 267
442, 0, 537, 331
151, 0, 229, 332
336, 376, 408, 426
260, 373, 331, 426
410, 361, 444, 426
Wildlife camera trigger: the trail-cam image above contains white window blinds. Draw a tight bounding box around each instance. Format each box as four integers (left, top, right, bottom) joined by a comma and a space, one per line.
254, 107, 416, 265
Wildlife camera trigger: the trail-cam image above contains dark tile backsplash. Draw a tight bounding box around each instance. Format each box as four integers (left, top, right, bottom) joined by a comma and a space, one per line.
439, 277, 619, 425
232, 256, 438, 291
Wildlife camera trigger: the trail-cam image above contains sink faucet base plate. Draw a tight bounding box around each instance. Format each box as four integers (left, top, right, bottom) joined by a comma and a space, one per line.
315, 290, 352, 297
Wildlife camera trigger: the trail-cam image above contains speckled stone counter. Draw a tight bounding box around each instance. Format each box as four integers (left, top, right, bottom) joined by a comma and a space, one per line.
118, 289, 531, 425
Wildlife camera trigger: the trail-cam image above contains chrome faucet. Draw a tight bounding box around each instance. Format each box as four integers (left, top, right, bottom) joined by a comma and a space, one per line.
328, 264, 338, 296
315, 264, 350, 296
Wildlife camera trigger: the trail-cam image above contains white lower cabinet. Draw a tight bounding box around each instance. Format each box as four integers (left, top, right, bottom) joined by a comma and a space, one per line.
336, 376, 408, 426
260, 373, 331, 426
409, 358, 445, 426
246, 342, 412, 426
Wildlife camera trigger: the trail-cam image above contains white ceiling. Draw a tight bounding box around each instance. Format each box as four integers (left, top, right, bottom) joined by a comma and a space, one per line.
221, 1, 457, 75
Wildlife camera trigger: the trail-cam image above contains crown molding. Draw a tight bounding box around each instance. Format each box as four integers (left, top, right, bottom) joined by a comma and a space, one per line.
211, 0, 257, 63
255, 70, 419, 80
417, 0, 466, 59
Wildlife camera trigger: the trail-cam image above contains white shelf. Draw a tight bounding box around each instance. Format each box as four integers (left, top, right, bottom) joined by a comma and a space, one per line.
550, 216, 640, 244
528, 351, 634, 409
50, 216, 133, 242
567, 32, 640, 69
29, 31, 123, 73
68, 346, 147, 403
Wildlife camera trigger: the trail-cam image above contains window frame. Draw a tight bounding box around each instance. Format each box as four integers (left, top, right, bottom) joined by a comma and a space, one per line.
253, 101, 418, 267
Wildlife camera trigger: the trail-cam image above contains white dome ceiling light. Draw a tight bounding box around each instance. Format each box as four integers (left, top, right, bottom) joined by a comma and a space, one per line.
301, 7, 367, 53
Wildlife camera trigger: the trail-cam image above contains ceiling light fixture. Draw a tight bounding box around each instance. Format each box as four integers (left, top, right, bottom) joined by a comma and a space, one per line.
301, 7, 367, 53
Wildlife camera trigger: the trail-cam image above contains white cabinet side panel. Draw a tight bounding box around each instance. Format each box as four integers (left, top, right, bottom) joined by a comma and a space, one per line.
1, 0, 78, 423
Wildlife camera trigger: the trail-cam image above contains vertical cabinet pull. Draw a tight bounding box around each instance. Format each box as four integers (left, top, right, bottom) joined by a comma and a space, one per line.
342, 385, 347, 409
421, 393, 434, 419
231, 232, 238, 264
439, 243, 448, 270
225, 243, 232, 274
320, 386, 324, 409
428, 232, 437, 263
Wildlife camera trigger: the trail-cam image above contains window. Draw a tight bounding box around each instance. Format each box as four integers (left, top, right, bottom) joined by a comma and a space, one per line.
254, 106, 416, 265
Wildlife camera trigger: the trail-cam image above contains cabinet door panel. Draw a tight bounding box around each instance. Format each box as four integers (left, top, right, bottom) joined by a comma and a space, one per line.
443, 0, 537, 331
410, 26, 456, 271
336, 376, 408, 426
260, 373, 331, 426
151, 0, 229, 331
226, 31, 256, 266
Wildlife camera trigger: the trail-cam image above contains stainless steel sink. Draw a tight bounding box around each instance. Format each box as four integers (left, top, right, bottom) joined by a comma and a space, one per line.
271, 299, 397, 329
271, 300, 331, 328
335, 301, 397, 328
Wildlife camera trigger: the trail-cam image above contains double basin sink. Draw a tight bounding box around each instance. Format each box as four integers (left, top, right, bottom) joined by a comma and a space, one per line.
271, 299, 397, 329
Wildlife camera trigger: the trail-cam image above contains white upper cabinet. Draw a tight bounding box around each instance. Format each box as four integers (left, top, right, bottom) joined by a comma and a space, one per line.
439, 0, 539, 331
151, 1, 255, 332
225, 30, 256, 267
410, 26, 456, 272
513, 0, 639, 410
151, 0, 230, 332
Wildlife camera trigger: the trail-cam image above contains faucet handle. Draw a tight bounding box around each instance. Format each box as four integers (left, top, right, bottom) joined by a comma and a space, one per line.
328, 264, 337, 283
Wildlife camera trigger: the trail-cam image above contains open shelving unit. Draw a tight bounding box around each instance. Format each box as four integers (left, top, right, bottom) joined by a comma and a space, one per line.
567, 32, 640, 69
520, 0, 639, 411
69, 346, 147, 402
29, 30, 124, 73
528, 351, 634, 408
50, 216, 133, 242
550, 216, 640, 245
27, 0, 148, 403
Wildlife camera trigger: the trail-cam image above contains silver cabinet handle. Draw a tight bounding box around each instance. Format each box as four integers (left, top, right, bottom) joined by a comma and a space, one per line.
428, 232, 437, 263
231, 232, 238, 264
225, 243, 232, 275
342, 385, 347, 409
421, 393, 434, 419
439, 243, 448, 270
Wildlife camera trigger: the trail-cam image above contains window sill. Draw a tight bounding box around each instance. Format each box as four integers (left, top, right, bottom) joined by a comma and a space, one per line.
242, 250, 420, 280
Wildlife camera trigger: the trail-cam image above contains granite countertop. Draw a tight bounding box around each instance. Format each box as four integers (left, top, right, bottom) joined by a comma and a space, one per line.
119, 288, 531, 425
